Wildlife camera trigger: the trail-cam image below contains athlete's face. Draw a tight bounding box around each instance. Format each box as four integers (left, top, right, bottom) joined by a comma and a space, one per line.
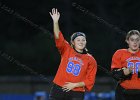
126, 34, 140, 51
72, 36, 87, 52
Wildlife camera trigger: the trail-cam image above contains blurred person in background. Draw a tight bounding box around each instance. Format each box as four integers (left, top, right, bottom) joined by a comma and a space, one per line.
111, 30, 140, 100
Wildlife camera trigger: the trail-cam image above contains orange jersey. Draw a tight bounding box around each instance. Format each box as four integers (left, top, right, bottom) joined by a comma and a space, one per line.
111, 49, 140, 89
53, 32, 97, 92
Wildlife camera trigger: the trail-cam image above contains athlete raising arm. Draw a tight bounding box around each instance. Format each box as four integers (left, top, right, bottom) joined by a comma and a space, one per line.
49, 8, 97, 100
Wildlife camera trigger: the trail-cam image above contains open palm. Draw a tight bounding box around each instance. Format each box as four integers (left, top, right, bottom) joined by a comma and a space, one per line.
49, 8, 60, 23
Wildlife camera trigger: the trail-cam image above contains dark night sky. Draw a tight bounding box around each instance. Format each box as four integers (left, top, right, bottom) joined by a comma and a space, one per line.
0, 0, 140, 76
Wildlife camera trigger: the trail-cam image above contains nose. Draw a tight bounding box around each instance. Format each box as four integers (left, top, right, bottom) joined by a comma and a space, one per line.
79, 40, 84, 44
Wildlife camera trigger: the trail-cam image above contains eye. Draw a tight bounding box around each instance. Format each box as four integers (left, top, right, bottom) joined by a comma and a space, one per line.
130, 38, 134, 41
82, 39, 86, 42
129, 38, 140, 42
76, 39, 80, 41
136, 38, 140, 42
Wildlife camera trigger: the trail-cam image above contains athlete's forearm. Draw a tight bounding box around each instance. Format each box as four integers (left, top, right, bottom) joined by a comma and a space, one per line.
112, 68, 132, 81
74, 82, 85, 88
53, 21, 60, 39
62, 82, 85, 92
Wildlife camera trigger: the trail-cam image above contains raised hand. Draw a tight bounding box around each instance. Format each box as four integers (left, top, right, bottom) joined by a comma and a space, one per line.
49, 8, 60, 23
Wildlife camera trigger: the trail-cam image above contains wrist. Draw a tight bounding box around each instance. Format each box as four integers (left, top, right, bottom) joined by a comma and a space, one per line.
74, 83, 79, 88
53, 21, 59, 24
75, 82, 85, 88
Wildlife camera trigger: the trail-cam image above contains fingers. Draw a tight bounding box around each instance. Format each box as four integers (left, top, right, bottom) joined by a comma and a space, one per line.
128, 66, 133, 73
49, 12, 52, 17
52, 8, 56, 14
49, 8, 59, 15
57, 12, 60, 16
62, 87, 71, 92
62, 82, 71, 92
123, 68, 132, 75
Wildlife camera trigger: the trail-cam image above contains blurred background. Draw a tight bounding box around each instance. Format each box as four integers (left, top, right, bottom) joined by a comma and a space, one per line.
0, 0, 140, 99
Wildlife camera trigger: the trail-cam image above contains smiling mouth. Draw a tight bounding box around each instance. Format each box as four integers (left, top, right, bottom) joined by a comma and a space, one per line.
133, 45, 137, 47
78, 44, 83, 46
132, 45, 138, 48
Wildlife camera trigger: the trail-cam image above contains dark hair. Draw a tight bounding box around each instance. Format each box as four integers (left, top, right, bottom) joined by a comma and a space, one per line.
126, 30, 140, 41
71, 32, 86, 41
70, 32, 88, 53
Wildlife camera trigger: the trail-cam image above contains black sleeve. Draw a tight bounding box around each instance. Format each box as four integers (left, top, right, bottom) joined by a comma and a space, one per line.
138, 72, 140, 78
111, 68, 132, 81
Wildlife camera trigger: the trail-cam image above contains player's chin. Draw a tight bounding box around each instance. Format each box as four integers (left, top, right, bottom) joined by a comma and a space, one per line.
132, 47, 139, 51
76, 45, 83, 49
79, 46, 85, 50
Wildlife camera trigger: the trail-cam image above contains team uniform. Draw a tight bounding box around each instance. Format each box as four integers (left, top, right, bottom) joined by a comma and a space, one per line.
111, 49, 140, 100
49, 32, 97, 100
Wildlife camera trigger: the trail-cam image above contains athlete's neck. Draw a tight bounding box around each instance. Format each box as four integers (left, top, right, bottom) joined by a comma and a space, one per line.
74, 48, 83, 54
128, 48, 140, 54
